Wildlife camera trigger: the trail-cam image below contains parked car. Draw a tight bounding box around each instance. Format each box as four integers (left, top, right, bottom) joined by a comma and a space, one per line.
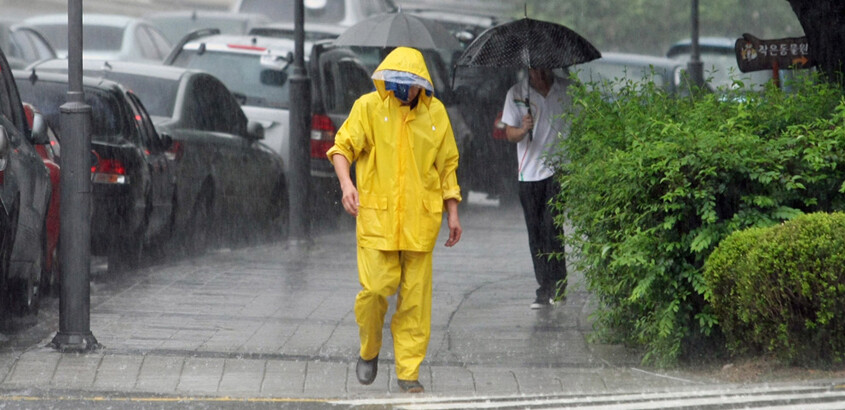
666, 37, 773, 92
24, 13, 172, 63
0, 18, 57, 69
247, 21, 345, 41
16, 69, 177, 272
21, 103, 59, 293
0, 47, 51, 320
163, 32, 341, 223
574, 51, 687, 95
232, 0, 397, 27
145, 10, 272, 45
164, 32, 304, 174
28, 59, 288, 251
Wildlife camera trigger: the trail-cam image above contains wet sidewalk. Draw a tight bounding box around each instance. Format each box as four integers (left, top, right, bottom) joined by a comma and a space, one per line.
0, 196, 809, 402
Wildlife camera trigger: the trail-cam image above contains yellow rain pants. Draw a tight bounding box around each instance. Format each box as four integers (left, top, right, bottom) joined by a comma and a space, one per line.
356, 246, 432, 381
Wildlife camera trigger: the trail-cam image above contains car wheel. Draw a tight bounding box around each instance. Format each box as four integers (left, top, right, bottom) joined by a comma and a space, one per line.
267, 177, 289, 241
185, 188, 213, 256
108, 230, 143, 274
40, 221, 59, 297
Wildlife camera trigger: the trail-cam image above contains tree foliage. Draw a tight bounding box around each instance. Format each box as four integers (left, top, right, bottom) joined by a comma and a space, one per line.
553, 72, 845, 366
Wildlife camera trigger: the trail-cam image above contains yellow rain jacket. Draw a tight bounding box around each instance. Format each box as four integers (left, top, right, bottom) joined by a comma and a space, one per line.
327, 47, 461, 252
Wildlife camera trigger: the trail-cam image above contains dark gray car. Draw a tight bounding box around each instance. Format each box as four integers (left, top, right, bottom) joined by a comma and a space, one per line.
26, 59, 287, 251
15, 70, 177, 272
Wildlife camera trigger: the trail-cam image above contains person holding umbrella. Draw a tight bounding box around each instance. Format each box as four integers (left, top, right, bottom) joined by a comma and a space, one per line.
501, 67, 571, 309
327, 46, 462, 394
454, 16, 601, 310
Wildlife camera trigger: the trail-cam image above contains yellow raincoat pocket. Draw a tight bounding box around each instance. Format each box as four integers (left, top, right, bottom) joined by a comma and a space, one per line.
420, 198, 443, 242
358, 194, 389, 242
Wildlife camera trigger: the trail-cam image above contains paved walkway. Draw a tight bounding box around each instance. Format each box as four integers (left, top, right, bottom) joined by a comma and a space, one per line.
0, 197, 842, 406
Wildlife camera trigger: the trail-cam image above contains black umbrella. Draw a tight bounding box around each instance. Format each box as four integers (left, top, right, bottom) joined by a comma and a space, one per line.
333, 11, 461, 51
454, 17, 600, 140
455, 17, 601, 69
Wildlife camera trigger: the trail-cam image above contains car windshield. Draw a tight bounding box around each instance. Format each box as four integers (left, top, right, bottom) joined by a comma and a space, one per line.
98, 73, 179, 118
237, 0, 396, 24
170, 50, 291, 109
16, 80, 130, 143
29, 24, 124, 53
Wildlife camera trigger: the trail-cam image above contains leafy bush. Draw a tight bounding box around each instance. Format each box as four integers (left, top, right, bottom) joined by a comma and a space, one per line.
552, 72, 845, 366
703, 212, 845, 365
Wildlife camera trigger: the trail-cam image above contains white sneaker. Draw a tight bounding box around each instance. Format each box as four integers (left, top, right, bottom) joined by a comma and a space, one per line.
530, 298, 553, 309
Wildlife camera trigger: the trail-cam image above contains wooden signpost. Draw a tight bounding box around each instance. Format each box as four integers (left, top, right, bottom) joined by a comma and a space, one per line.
735, 33, 814, 87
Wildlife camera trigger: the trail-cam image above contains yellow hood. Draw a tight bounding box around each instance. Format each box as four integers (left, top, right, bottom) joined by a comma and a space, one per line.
372, 47, 434, 107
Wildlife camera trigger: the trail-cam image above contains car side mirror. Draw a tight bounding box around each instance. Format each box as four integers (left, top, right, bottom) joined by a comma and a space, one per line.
159, 132, 173, 151
29, 111, 50, 145
247, 121, 264, 141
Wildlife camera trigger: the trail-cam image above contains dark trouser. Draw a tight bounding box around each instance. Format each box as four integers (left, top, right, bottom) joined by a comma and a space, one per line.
518, 177, 567, 301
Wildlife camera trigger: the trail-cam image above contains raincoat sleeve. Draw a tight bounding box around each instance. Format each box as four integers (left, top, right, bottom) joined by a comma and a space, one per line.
433, 104, 462, 203
327, 96, 372, 164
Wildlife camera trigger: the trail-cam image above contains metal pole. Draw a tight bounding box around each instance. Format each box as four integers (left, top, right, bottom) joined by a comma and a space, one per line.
687, 0, 704, 88
49, 0, 98, 352
288, 0, 312, 245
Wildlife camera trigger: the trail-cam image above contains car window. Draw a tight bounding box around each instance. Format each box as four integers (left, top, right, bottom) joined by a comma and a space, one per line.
576, 61, 668, 92
238, 0, 343, 23
135, 26, 160, 60
670, 51, 771, 91
126, 90, 165, 152
0, 64, 18, 131
171, 50, 291, 109
16, 29, 55, 61
337, 60, 373, 113
9, 30, 37, 62
31, 24, 124, 52
16, 80, 131, 143
189, 75, 247, 135
101, 73, 178, 118
146, 26, 172, 59
236, 0, 395, 24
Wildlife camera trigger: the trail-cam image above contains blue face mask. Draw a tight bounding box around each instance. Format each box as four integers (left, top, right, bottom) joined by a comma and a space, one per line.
385, 81, 412, 102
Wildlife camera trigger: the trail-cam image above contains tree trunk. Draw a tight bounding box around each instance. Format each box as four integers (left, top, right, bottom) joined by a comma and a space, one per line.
787, 0, 845, 86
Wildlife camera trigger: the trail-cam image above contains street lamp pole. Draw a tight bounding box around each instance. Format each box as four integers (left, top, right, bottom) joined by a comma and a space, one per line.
49, 0, 99, 352
288, 0, 312, 245
688, 0, 705, 88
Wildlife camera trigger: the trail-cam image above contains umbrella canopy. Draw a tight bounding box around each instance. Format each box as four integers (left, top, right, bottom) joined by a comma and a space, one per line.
455, 17, 601, 69
333, 11, 461, 51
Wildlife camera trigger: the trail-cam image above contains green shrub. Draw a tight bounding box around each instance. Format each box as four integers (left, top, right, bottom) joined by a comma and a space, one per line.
553, 71, 845, 366
703, 212, 845, 365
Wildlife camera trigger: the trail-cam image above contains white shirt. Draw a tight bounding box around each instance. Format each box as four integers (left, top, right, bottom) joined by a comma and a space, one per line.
501, 76, 571, 182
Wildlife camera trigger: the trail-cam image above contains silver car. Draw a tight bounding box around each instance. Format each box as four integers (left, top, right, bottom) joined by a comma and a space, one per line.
232, 0, 397, 27
24, 13, 172, 63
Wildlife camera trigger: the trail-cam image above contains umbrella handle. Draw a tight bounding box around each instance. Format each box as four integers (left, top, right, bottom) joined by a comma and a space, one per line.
526, 97, 533, 142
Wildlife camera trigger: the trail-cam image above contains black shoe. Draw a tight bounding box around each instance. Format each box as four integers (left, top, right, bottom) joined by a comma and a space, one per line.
356, 355, 378, 385
398, 379, 424, 393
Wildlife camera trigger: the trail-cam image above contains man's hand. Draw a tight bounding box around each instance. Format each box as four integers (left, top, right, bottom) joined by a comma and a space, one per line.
521, 113, 534, 134
332, 153, 359, 216
444, 198, 461, 247
340, 182, 359, 217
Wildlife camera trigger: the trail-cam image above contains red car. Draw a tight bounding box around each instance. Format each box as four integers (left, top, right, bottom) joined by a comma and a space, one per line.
22, 103, 60, 295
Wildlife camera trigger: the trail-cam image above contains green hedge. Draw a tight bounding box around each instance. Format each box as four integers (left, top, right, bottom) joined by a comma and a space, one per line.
552, 72, 845, 366
703, 212, 845, 365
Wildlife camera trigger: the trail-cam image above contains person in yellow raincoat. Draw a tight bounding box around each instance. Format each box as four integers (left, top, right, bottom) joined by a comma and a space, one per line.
327, 46, 462, 394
